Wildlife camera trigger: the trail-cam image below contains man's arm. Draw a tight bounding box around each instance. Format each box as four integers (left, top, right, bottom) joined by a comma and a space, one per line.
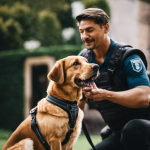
82, 54, 150, 108
82, 83, 150, 108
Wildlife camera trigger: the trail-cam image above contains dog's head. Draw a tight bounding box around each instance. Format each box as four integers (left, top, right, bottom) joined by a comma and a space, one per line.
47, 56, 99, 88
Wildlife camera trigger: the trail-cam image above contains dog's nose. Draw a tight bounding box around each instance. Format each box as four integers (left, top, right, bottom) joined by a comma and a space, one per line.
91, 64, 99, 72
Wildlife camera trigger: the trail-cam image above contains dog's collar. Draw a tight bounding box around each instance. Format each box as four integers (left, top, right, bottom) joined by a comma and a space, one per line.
46, 94, 78, 110
46, 95, 79, 145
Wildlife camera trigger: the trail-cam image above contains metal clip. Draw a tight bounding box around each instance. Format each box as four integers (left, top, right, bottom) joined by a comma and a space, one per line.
69, 127, 74, 131
108, 67, 115, 74
30, 107, 38, 114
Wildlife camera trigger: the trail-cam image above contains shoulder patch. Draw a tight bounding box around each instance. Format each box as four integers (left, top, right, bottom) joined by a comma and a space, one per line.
130, 58, 142, 72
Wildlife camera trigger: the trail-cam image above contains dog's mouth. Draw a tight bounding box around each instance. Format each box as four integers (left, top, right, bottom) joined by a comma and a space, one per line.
75, 74, 97, 87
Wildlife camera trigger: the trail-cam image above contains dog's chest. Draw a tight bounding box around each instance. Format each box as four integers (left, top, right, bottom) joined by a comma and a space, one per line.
37, 98, 83, 145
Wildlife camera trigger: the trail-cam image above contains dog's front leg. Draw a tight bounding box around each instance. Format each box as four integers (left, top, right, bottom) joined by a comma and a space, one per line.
68, 146, 73, 150
62, 144, 73, 150
50, 140, 62, 150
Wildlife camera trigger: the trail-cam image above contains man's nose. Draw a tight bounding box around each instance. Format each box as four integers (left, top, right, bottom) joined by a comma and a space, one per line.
82, 31, 89, 40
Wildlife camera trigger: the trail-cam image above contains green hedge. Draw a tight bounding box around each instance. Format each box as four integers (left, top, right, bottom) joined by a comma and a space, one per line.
0, 45, 82, 131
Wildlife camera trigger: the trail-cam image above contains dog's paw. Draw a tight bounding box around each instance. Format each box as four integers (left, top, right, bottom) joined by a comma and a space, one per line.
7, 138, 34, 150
24, 138, 34, 150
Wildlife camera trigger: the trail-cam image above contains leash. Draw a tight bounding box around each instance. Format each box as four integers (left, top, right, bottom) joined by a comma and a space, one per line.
82, 121, 97, 150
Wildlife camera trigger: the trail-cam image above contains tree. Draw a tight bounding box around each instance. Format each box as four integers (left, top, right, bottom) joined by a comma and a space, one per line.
0, 2, 62, 51
0, 4, 23, 51
36, 10, 62, 46
0, 0, 74, 29
0, 18, 23, 51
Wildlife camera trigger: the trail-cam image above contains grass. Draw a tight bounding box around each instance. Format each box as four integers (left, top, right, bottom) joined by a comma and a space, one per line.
0, 128, 12, 149
0, 128, 102, 150
74, 135, 101, 150
0, 129, 12, 139
0, 139, 7, 149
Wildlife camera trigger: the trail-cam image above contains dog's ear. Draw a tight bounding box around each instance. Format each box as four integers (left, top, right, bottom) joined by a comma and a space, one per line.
47, 59, 64, 84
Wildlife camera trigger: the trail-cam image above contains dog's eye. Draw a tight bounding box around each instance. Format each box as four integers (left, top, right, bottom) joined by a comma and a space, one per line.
73, 61, 80, 66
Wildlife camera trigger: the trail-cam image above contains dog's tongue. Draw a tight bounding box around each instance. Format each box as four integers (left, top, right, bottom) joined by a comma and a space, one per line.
81, 81, 92, 87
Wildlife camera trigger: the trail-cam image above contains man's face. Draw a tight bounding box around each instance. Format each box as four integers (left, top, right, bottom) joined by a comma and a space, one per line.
79, 19, 106, 50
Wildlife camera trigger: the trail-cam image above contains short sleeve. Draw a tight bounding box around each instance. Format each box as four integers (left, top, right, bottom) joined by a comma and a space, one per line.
123, 54, 150, 89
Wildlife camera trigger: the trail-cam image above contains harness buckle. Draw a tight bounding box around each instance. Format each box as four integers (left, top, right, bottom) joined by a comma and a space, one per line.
108, 67, 115, 74
69, 127, 74, 131
30, 107, 38, 114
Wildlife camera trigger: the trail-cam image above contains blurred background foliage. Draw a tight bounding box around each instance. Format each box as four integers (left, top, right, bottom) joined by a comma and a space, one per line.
82, 0, 110, 17
0, 0, 110, 51
141, 0, 150, 4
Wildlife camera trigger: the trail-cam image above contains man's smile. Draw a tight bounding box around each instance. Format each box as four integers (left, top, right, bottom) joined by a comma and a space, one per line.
84, 39, 95, 46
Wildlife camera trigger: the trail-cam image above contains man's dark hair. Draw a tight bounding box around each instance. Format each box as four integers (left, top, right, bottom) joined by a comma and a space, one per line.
76, 8, 109, 28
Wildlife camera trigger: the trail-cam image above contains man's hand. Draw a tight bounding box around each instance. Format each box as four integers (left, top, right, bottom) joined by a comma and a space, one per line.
82, 82, 106, 101
82, 83, 150, 108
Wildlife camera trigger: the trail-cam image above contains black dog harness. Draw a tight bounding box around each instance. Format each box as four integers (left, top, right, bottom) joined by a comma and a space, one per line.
30, 95, 79, 150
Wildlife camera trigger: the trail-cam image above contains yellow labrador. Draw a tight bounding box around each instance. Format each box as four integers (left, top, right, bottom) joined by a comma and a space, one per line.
3, 56, 99, 150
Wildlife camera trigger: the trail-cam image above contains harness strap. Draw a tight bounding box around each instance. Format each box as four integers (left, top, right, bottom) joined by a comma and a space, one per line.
46, 95, 79, 145
108, 43, 132, 90
30, 95, 79, 149
30, 107, 50, 150
109, 43, 132, 66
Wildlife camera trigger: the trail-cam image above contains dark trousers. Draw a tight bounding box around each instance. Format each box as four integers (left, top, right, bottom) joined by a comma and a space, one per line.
90, 119, 150, 150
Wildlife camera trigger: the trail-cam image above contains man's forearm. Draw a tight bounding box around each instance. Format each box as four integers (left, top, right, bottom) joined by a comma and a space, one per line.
102, 86, 150, 108
83, 84, 150, 108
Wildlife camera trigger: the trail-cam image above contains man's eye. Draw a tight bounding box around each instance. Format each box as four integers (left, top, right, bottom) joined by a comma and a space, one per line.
88, 30, 93, 32
73, 61, 80, 66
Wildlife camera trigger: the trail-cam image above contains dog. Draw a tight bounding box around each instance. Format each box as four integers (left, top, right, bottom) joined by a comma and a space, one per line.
2, 56, 99, 150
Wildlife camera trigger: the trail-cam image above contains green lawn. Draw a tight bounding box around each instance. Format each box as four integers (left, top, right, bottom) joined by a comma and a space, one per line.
0, 139, 7, 149
74, 135, 102, 150
0, 128, 12, 149
0, 135, 101, 150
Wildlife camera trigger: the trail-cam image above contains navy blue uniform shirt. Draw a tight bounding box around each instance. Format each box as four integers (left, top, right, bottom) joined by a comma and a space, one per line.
90, 39, 150, 89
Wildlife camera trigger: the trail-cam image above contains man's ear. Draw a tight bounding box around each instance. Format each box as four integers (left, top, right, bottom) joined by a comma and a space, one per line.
47, 59, 64, 84
104, 23, 109, 34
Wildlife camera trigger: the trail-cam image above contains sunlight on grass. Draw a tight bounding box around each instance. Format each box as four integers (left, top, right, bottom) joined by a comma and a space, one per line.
0, 128, 12, 149
0, 139, 7, 149
74, 135, 102, 150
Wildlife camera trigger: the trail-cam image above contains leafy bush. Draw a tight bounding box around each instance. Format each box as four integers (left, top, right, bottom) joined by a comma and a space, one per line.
36, 10, 62, 46
10, 2, 35, 41
0, 0, 74, 29
0, 2, 62, 51
0, 17, 23, 51
54, 3, 74, 28
0, 3, 33, 51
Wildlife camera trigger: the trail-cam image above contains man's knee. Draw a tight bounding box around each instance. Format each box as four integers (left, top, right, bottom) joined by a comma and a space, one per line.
121, 119, 150, 149
121, 119, 148, 142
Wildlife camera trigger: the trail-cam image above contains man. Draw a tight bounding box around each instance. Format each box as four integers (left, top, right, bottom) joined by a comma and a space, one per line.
76, 8, 150, 150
